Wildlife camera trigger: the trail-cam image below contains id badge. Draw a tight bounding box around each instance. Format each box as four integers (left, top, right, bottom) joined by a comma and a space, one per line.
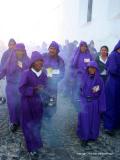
84, 58, 90, 63
52, 69, 60, 75
47, 68, 53, 77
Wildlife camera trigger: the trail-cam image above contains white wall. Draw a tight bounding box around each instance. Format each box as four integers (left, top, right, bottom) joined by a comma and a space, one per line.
77, 0, 120, 51
62, 0, 80, 42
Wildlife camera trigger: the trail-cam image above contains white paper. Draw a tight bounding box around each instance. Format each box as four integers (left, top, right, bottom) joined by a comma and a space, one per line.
92, 85, 100, 93
17, 61, 23, 68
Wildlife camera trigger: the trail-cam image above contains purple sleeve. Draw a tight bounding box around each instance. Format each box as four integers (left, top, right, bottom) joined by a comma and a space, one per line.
19, 71, 34, 96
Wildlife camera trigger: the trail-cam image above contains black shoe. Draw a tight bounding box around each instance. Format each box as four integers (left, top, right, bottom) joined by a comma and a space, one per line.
81, 141, 88, 147
10, 124, 19, 133
29, 151, 39, 159
105, 130, 115, 137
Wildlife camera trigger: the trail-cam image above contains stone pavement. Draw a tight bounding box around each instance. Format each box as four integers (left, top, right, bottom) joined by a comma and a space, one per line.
0, 93, 120, 160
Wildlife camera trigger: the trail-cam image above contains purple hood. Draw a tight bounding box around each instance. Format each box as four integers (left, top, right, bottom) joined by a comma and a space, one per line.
29, 51, 43, 68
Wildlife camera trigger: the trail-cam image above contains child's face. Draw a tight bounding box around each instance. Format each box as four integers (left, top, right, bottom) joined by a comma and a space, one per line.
88, 67, 96, 75
33, 60, 43, 72
16, 50, 25, 58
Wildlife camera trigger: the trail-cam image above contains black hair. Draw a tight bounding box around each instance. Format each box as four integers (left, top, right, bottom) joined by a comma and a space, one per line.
100, 45, 109, 52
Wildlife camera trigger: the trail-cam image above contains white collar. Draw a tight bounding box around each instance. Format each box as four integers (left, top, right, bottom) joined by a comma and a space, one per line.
99, 56, 107, 64
31, 68, 42, 77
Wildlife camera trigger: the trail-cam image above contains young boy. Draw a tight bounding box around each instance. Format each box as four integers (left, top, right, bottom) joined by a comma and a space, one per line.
77, 61, 106, 147
19, 51, 48, 157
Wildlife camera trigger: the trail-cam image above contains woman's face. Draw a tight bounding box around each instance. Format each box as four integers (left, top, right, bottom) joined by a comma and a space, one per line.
100, 47, 108, 57
16, 50, 25, 58
32, 60, 43, 72
49, 47, 57, 57
80, 44, 87, 53
88, 67, 96, 75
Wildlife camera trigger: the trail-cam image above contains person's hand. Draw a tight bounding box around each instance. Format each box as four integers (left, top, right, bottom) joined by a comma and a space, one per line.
34, 85, 44, 91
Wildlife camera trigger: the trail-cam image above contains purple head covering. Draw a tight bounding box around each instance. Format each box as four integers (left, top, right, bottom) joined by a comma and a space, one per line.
49, 41, 60, 53
86, 61, 100, 80
106, 40, 120, 73
29, 51, 43, 68
71, 41, 92, 68
15, 43, 26, 51
81, 61, 99, 84
87, 61, 98, 70
79, 41, 89, 51
80, 61, 102, 96
112, 40, 120, 52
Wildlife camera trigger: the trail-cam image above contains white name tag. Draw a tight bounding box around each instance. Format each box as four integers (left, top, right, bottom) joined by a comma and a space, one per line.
52, 69, 60, 75
84, 58, 90, 63
92, 85, 100, 93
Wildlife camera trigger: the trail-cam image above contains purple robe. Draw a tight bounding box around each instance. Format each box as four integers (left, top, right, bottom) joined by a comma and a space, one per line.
0, 39, 16, 71
104, 40, 120, 130
42, 41, 65, 118
70, 41, 93, 110
19, 51, 48, 152
43, 41, 65, 96
77, 61, 106, 141
0, 43, 30, 125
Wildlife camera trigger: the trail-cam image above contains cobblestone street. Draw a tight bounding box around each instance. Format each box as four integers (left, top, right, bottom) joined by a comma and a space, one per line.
0, 92, 120, 160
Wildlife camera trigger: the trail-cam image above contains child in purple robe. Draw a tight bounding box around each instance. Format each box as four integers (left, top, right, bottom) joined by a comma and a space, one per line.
0, 43, 29, 132
19, 51, 48, 157
77, 61, 106, 147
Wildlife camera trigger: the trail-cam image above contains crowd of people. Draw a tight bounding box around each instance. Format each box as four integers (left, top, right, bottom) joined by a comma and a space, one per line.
0, 38, 120, 159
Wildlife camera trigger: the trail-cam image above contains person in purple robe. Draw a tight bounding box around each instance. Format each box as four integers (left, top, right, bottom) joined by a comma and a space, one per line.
0, 39, 16, 104
104, 40, 120, 136
0, 39, 16, 71
77, 61, 106, 147
19, 51, 48, 157
0, 43, 30, 132
43, 41, 65, 118
70, 41, 93, 111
